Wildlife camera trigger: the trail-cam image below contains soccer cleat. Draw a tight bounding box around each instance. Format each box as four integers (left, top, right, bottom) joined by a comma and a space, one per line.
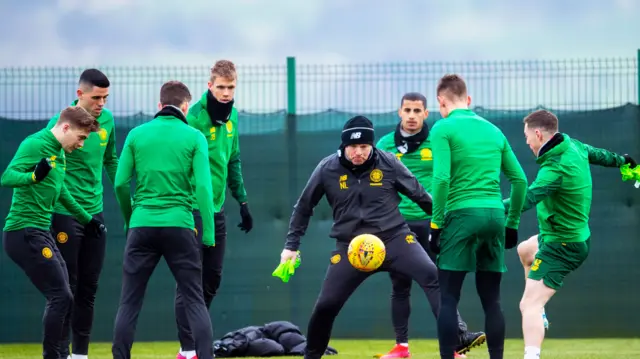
372, 343, 467, 359
176, 353, 198, 359
374, 344, 411, 359
542, 309, 549, 330
455, 331, 486, 355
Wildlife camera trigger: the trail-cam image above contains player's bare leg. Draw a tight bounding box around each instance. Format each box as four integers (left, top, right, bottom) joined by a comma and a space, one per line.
517, 235, 537, 278
517, 236, 548, 330
519, 279, 555, 359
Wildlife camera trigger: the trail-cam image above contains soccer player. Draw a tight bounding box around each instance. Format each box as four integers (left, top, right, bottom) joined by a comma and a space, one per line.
514, 122, 637, 333
44, 68, 118, 359
504, 110, 637, 359
375, 92, 485, 359
428, 74, 528, 359
111, 81, 216, 359
174, 60, 253, 359
280, 115, 447, 359
1, 106, 106, 359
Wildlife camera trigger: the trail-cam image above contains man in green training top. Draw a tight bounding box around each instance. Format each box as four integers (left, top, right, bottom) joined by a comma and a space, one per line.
174, 60, 253, 359
44, 68, 118, 359
111, 80, 216, 359
428, 74, 528, 359
1, 106, 106, 359
375, 92, 485, 359
508, 110, 637, 359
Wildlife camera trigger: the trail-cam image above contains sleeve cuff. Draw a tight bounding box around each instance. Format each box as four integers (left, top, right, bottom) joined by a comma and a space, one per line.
79, 212, 92, 225
236, 194, 248, 204
284, 240, 300, 251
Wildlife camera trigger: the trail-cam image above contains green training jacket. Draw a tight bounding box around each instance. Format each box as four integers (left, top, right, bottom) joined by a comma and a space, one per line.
187, 91, 248, 212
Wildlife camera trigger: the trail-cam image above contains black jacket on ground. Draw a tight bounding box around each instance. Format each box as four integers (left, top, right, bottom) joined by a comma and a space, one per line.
212, 321, 338, 357
284, 148, 433, 250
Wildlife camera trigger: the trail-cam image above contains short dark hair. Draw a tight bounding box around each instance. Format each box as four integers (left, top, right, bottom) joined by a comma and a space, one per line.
523, 110, 559, 132
58, 106, 100, 132
400, 92, 427, 108
437, 74, 467, 100
210, 60, 237, 82
160, 80, 192, 107
79, 68, 110, 89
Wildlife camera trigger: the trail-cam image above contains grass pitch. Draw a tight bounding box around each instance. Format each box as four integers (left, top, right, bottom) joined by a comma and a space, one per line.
0, 338, 637, 358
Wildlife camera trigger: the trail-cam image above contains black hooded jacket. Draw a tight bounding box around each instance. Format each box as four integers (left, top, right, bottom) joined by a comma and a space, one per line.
284, 148, 433, 250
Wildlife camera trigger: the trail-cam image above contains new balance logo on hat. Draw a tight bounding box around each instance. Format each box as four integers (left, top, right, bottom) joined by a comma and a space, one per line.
341, 116, 375, 146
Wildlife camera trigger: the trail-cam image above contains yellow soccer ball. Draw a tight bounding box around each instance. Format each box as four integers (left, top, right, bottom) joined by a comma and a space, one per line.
347, 234, 386, 272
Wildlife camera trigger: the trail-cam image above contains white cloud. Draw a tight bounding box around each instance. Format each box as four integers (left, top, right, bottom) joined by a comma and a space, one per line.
614, 0, 637, 11
0, 0, 638, 116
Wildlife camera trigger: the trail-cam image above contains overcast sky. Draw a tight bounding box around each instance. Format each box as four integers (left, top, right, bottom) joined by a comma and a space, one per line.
0, 0, 638, 117
1, 0, 638, 66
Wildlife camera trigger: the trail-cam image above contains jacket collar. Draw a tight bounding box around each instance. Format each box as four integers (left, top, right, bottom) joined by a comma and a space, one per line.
536, 132, 570, 164
153, 105, 187, 124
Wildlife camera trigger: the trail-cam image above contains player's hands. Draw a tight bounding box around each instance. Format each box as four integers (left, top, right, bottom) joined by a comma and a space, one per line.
428, 228, 441, 254
280, 249, 298, 264
32, 157, 52, 182
505, 227, 518, 249
238, 202, 253, 233
623, 154, 637, 169
86, 218, 107, 238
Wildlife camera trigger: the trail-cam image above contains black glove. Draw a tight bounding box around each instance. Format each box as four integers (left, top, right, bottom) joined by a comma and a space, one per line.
86, 218, 107, 238
623, 154, 637, 168
429, 228, 442, 254
33, 158, 52, 182
505, 227, 518, 249
238, 202, 253, 233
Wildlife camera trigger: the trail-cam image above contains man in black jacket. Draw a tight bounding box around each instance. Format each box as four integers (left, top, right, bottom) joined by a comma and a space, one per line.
279, 116, 442, 359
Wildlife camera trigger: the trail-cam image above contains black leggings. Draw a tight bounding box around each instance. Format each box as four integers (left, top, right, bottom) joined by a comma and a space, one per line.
388, 220, 468, 343
437, 270, 504, 359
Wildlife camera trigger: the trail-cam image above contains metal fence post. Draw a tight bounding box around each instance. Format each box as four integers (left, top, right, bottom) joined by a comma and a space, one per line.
285, 56, 300, 322
637, 49, 640, 105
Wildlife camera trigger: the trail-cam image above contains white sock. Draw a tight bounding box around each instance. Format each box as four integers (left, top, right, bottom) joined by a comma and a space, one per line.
399, 343, 408, 347
182, 350, 196, 359
71, 355, 88, 359
524, 346, 540, 359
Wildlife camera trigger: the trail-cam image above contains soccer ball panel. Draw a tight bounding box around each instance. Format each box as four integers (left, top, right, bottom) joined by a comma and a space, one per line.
347, 234, 386, 272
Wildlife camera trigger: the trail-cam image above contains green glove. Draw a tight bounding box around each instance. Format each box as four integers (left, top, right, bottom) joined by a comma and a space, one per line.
272, 251, 301, 283
620, 163, 640, 188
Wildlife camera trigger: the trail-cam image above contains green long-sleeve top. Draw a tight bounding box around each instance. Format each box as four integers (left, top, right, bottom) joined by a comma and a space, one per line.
504, 134, 625, 243
1, 129, 93, 231
429, 109, 528, 229
45, 101, 119, 215
187, 91, 248, 212
113, 113, 216, 246
376, 132, 433, 221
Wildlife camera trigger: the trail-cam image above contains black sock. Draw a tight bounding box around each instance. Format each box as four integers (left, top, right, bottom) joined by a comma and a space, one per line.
436, 269, 466, 359
476, 271, 505, 359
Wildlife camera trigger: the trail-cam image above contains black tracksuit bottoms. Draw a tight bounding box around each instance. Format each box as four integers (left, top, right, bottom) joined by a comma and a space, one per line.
304, 228, 444, 359
3, 228, 73, 359
111, 227, 213, 359
50, 212, 107, 356
174, 209, 227, 351
388, 220, 468, 343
